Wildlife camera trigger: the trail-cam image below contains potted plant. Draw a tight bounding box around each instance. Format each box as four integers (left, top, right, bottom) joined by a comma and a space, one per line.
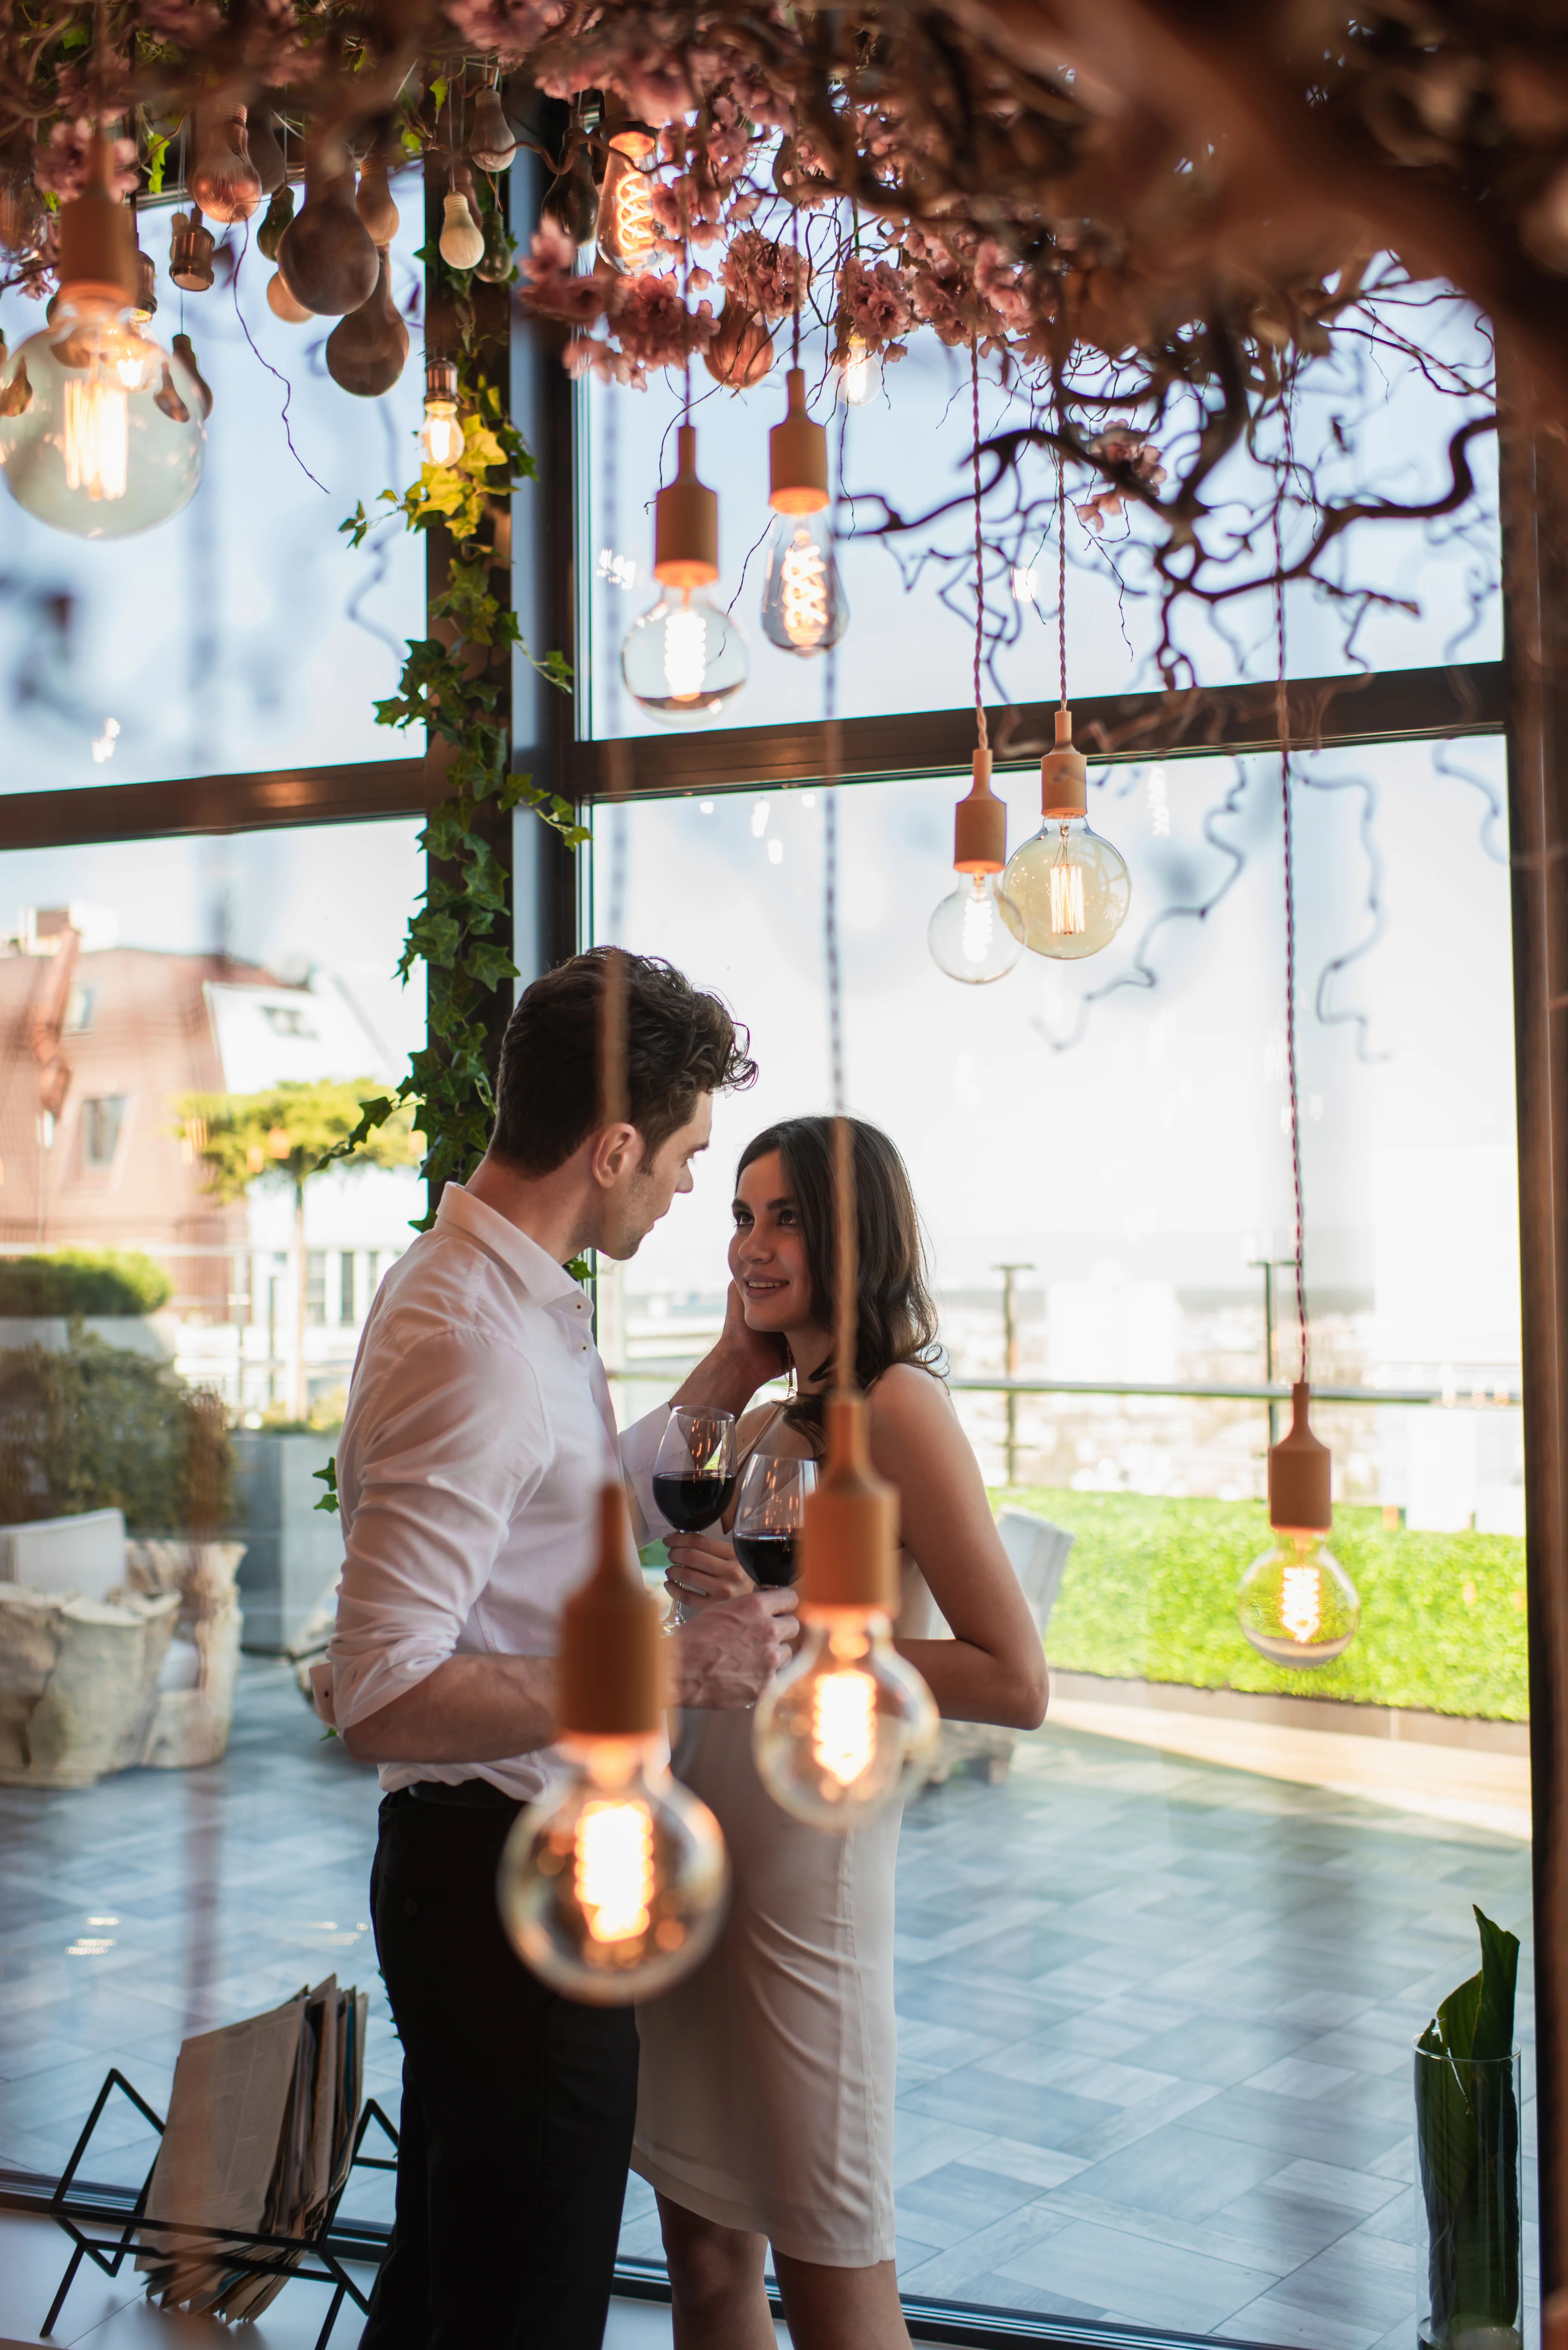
1414, 1905, 1522, 2350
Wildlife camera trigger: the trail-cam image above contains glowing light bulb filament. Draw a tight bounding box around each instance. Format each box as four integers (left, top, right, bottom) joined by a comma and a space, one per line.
1050, 830, 1086, 936
663, 599, 708, 701
1280, 1560, 1322, 1646
961, 878, 995, 965
62, 377, 128, 501
575, 1799, 654, 1943
421, 402, 463, 468
780, 530, 829, 649
812, 1668, 877, 1787
841, 333, 874, 406
615, 165, 655, 263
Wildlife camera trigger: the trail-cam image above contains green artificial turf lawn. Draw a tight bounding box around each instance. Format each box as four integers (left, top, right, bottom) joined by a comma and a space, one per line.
1001, 1485, 1529, 1722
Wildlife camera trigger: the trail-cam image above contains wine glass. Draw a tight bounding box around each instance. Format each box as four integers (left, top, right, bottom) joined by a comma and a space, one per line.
653, 1407, 738, 1625
732, 1450, 817, 1588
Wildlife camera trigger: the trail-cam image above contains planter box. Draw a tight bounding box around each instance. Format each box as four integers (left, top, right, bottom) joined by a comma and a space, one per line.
229, 1433, 343, 1655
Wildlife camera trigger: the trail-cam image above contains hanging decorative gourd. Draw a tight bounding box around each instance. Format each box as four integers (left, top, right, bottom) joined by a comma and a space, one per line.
705, 300, 773, 390
245, 104, 287, 197
760, 366, 848, 656
325, 245, 409, 395
419, 355, 462, 467
277, 154, 379, 315
474, 199, 515, 285
595, 126, 657, 271
438, 180, 485, 271
266, 267, 312, 323
469, 75, 517, 173
188, 103, 262, 224
541, 148, 597, 246
168, 206, 215, 293
354, 151, 400, 246
497, 1484, 729, 2001
622, 422, 747, 723
256, 184, 294, 260
1001, 432, 1131, 960
0, 131, 205, 538
170, 332, 213, 419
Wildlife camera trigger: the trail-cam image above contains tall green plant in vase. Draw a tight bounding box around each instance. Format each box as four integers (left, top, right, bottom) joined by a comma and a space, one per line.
1414, 1905, 1523, 2350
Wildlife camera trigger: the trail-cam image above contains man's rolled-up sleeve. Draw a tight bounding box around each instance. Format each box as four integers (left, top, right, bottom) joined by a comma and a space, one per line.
326, 1325, 548, 1732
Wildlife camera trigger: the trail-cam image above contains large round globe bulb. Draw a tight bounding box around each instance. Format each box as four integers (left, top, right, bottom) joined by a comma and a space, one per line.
1003, 816, 1131, 960
928, 871, 1025, 983
0, 292, 205, 538
622, 588, 747, 724
754, 1610, 939, 1831
1237, 1534, 1360, 1668
497, 1734, 729, 2003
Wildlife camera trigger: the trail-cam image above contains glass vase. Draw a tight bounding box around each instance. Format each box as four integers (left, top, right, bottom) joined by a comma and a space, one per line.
1414, 2043, 1522, 2350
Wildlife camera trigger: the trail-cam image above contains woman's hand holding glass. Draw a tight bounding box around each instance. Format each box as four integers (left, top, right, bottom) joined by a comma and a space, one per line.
665, 1528, 753, 1612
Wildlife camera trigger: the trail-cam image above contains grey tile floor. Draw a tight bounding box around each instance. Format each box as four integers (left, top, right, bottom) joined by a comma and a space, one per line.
0, 1664, 1536, 2350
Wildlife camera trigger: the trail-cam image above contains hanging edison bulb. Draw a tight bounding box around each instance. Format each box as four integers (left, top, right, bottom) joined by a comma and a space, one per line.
929, 749, 1025, 984
438, 184, 485, 272
622, 422, 747, 723
420, 356, 463, 467
1002, 708, 1131, 960
760, 368, 848, 656
596, 127, 657, 271
497, 1488, 729, 2001
754, 1395, 938, 1829
837, 330, 880, 407
469, 76, 518, 173
1237, 1380, 1360, 1667
187, 102, 263, 225
0, 136, 205, 539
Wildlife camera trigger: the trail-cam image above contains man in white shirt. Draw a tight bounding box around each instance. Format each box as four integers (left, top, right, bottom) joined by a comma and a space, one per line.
320, 951, 793, 2350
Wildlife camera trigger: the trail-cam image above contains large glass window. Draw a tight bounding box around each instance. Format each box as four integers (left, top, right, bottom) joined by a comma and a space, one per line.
595, 742, 1532, 2342
0, 199, 426, 796
582, 291, 1497, 741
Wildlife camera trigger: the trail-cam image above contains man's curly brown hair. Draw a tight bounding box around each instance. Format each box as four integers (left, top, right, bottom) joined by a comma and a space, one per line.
490, 948, 757, 1176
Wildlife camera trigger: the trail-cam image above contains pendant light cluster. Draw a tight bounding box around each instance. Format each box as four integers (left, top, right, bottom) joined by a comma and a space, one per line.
930, 396, 1132, 980
621, 212, 847, 726
1236, 609, 1360, 1670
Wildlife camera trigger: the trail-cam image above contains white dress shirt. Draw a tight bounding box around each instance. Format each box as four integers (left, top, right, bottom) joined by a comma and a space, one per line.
320, 1182, 668, 1801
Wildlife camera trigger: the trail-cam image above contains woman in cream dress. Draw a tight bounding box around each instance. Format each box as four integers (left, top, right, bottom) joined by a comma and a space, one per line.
633, 1118, 1049, 2350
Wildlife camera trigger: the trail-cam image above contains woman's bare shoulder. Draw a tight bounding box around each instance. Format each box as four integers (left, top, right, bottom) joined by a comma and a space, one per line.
865, 1361, 954, 1438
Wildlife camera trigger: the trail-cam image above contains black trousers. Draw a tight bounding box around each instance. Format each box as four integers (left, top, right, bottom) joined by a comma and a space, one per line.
361, 1788, 640, 2350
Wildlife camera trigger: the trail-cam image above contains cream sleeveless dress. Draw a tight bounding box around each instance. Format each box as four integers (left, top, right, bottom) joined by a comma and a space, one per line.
630, 1403, 937, 2266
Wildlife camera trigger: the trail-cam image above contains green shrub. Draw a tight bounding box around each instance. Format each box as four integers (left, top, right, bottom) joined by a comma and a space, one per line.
1008, 1483, 1528, 1722
0, 1334, 231, 1535
0, 1249, 174, 1317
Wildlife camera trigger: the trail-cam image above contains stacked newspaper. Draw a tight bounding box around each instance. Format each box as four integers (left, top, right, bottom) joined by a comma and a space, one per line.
137, 1976, 368, 2318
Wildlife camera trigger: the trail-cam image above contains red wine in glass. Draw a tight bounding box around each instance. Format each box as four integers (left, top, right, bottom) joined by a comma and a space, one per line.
652, 1471, 737, 1533
733, 1530, 796, 1587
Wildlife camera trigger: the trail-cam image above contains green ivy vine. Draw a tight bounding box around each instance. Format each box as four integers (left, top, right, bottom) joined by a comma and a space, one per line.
332, 355, 585, 1222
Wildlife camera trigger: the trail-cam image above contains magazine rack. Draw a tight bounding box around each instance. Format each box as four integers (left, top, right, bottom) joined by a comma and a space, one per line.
42, 2066, 399, 2348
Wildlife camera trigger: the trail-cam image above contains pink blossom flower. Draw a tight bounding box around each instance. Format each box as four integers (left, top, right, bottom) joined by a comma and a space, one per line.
838, 253, 914, 345
32, 121, 138, 202
515, 218, 611, 325
721, 228, 809, 321
446, 0, 565, 60
608, 269, 716, 371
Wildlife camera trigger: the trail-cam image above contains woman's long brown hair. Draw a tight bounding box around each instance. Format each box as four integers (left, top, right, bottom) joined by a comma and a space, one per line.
736, 1117, 942, 1446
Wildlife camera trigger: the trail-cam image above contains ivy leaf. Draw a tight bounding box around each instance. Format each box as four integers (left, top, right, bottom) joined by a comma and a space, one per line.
313, 1457, 341, 1515
464, 940, 521, 991
340, 500, 371, 549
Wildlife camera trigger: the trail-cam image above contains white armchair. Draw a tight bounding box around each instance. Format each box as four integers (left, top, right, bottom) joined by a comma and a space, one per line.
923, 1508, 1073, 1788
